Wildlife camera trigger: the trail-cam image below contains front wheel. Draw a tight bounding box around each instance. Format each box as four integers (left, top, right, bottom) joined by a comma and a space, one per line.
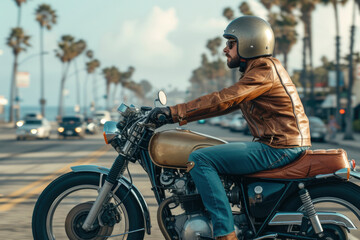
32, 172, 145, 240
281, 181, 360, 240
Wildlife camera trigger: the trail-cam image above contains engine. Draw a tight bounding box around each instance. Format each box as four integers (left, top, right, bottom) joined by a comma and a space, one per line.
159, 169, 249, 239
159, 169, 189, 195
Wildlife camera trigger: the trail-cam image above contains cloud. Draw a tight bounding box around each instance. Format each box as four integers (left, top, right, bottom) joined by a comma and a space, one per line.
99, 6, 182, 68
188, 17, 228, 35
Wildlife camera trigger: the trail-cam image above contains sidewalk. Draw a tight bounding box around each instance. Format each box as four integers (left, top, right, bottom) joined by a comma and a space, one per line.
325, 132, 360, 150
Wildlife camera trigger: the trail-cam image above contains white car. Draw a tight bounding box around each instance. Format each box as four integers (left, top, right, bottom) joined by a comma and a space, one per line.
16, 118, 52, 140
229, 114, 247, 132
94, 110, 111, 125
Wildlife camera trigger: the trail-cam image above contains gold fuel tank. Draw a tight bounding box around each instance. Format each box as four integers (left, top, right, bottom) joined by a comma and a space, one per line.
148, 129, 227, 169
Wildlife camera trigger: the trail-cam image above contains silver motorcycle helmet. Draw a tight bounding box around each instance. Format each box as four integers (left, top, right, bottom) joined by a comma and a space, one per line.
223, 16, 275, 59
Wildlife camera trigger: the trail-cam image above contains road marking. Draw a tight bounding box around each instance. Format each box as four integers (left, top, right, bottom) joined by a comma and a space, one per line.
0, 145, 110, 212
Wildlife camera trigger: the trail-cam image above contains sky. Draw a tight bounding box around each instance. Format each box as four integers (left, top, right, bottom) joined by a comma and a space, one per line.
0, 0, 359, 108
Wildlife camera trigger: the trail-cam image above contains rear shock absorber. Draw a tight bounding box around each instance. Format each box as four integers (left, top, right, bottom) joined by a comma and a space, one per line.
298, 183, 323, 236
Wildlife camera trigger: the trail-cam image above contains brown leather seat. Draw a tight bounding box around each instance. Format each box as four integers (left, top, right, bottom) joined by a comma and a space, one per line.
247, 149, 350, 179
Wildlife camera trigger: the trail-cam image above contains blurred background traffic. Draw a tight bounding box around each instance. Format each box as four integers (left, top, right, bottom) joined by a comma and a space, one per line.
0, 0, 360, 143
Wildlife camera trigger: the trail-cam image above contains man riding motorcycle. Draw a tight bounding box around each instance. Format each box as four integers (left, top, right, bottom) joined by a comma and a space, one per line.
149, 16, 311, 240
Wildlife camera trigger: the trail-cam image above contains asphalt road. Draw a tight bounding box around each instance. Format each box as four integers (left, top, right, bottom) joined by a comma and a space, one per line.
0, 122, 360, 239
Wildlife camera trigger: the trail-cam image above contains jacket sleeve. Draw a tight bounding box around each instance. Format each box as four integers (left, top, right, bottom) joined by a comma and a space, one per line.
169, 60, 274, 125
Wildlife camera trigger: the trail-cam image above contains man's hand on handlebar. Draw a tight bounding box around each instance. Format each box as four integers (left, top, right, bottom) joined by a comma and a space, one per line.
148, 107, 173, 128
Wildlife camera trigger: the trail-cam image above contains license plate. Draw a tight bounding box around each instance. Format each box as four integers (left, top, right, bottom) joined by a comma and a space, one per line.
66, 130, 73, 135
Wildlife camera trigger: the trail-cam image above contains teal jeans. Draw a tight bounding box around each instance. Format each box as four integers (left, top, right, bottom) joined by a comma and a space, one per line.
188, 142, 308, 237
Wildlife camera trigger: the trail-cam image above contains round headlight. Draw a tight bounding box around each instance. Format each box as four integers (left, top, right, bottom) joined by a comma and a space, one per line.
31, 129, 38, 134
58, 127, 64, 133
75, 127, 82, 133
16, 121, 24, 127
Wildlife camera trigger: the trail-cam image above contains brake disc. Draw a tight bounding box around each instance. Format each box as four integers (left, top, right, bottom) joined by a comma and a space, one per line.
65, 201, 114, 240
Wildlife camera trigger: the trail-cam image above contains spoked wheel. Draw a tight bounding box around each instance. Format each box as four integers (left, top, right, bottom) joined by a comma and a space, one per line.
32, 172, 145, 240
281, 182, 360, 240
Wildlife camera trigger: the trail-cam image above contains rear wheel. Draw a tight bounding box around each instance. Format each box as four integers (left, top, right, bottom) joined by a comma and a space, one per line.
32, 172, 145, 240
281, 182, 360, 239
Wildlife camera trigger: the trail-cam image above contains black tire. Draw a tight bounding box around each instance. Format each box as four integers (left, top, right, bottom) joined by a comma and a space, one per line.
32, 172, 145, 240
281, 181, 360, 239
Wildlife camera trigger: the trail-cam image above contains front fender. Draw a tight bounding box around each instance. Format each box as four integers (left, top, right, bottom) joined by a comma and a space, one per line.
71, 165, 151, 235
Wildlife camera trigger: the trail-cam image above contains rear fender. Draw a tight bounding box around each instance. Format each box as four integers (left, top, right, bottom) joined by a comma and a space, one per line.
71, 165, 151, 235
269, 212, 356, 230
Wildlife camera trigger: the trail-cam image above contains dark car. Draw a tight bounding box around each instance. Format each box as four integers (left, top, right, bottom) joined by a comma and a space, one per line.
57, 116, 86, 139
309, 116, 327, 142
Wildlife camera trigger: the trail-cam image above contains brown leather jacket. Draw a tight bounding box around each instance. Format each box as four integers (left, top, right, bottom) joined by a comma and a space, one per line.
169, 57, 311, 148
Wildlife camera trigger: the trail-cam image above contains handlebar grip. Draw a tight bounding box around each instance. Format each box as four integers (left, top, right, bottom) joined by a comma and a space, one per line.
157, 114, 166, 122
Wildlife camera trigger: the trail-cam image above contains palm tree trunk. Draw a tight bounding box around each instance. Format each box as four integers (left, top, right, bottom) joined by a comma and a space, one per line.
8, 54, 18, 123
17, 6, 21, 27
344, 3, 356, 140
92, 73, 97, 112
307, 16, 315, 116
112, 83, 119, 107
301, 36, 308, 106
58, 62, 71, 119
74, 60, 81, 113
40, 26, 45, 117
284, 52, 288, 70
334, 3, 342, 128
83, 74, 89, 117
106, 82, 110, 110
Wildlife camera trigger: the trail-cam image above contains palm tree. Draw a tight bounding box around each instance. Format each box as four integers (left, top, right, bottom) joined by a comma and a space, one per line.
84, 58, 100, 116
102, 66, 120, 110
223, 7, 235, 21
6, 27, 31, 123
222, 6, 238, 85
320, 0, 348, 124
269, 13, 298, 70
35, 4, 57, 117
14, 0, 27, 26
344, 0, 359, 140
140, 79, 152, 95
119, 66, 135, 103
55, 35, 86, 118
239, 2, 254, 15
299, 0, 319, 115
123, 81, 144, 101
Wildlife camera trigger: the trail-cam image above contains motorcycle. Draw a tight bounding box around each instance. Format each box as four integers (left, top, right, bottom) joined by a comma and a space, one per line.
32, 91, 360, 240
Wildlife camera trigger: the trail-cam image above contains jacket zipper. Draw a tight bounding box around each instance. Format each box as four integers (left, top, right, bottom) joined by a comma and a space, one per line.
268, 59, 303, 145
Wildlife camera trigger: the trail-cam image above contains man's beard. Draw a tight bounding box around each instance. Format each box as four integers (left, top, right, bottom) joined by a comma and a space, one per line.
227, 54, 241, 68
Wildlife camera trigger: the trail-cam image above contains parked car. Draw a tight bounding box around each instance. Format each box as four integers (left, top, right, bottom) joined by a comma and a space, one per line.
208, 116, 222, 126
16, 113, 43, 127
16, 118, 51, 140
94, 110, 111, 125
84, 117, 99, 134
229, 114, 247, 132
57, 116, 86, 139
219, 116, 233, 128
110, 111, 120, 122
309, 116, 327, 142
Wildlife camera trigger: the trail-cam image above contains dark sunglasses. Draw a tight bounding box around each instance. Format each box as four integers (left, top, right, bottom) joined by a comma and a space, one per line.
226, 40, 236, 49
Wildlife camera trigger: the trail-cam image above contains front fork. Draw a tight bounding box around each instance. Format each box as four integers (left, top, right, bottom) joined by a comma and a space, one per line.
82, 154, 127, 231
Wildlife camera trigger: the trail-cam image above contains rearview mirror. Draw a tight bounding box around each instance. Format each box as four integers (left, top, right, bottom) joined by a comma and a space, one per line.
157, 91, 167, 105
